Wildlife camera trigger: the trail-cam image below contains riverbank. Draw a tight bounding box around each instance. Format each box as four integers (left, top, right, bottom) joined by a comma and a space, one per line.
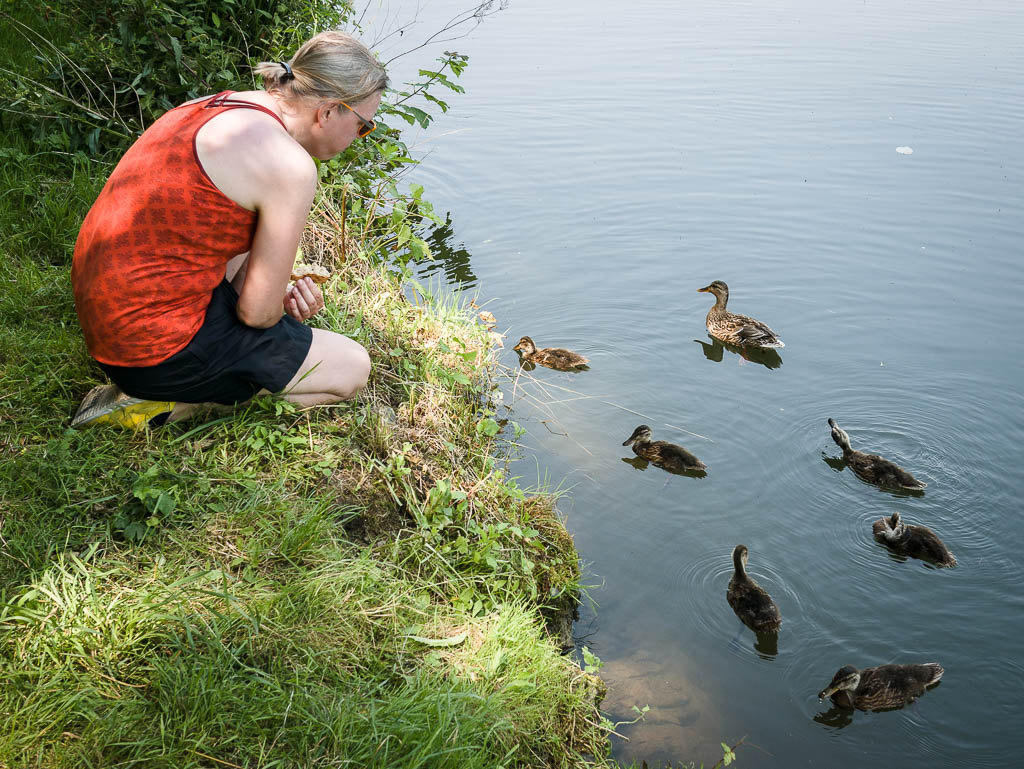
0, 2, 620, 760
0, 138, 614, 765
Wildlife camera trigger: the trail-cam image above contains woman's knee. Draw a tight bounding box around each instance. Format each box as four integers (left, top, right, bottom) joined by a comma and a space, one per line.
343, 342, 371, 396
323, 337, 370, 401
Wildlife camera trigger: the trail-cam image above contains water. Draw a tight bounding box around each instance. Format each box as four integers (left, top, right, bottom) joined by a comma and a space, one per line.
373, 1, 1024, 765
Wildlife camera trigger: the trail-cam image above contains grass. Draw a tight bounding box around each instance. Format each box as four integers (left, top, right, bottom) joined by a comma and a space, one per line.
0, 117, 616, 767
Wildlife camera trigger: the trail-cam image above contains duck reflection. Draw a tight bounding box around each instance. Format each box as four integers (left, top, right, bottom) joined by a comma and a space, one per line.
693, 336, 783, 369
728, 626, 780, 659
754, 630, 779, 659
813, 705, 855, 729
620, 455, 708, 479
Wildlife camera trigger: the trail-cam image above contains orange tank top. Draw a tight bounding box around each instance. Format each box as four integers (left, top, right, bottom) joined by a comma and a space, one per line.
72, 92, 286, 366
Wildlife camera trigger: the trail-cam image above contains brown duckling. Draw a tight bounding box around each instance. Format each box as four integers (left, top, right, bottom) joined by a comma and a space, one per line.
818, 663, 943, 711
622, 425, 707, 472
872, 512, 956, 567
726, 545, 782, 633
828, 418, 927, 491
697, 280, 784, 349
513, 336, 589, 371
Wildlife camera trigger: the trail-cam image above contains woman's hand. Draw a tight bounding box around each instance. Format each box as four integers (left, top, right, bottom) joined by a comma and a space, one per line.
284, 277, 324, 322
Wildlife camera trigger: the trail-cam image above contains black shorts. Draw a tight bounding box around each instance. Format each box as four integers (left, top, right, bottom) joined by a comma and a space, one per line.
98, 280, 313, 405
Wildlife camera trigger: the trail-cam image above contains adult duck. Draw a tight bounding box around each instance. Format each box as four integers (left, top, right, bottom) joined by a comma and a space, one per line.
697, 280, 784, 349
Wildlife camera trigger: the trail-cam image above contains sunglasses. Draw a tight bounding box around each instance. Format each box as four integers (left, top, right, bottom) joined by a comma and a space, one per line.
336, 100, 376, 138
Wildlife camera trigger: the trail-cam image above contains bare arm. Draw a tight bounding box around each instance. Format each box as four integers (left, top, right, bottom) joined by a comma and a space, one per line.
236, 155, 317, 327
195, 106, 318, 328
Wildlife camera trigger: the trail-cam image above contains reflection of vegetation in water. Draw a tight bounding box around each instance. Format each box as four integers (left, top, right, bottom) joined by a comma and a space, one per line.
693, 335, 783, 370
411, 212, 478, 288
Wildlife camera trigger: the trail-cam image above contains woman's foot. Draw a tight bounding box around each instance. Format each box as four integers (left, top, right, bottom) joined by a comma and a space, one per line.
71, 384, 175, 429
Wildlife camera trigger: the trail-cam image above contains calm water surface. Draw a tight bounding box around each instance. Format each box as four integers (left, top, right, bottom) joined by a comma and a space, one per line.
377, 1, 1024, 765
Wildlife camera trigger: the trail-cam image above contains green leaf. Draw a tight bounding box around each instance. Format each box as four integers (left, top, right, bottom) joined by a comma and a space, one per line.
169, 36, 183, 72
404, 106, 431, 128
153, 491, 176, 515
721, 743, 736, 765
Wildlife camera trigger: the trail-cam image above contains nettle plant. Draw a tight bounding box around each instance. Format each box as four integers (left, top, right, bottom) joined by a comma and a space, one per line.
4, 0, 345, 154
323, 51, 470, 270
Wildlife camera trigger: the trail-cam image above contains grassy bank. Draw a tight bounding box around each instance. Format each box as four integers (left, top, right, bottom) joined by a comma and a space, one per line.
0, 4, 616, 766
0, 137, 611, 766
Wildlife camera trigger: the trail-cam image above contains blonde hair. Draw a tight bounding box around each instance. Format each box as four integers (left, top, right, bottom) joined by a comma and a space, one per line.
254, 31, 388, 105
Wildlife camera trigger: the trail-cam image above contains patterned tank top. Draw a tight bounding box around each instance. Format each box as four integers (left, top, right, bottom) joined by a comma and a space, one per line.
72, 92, 287, 366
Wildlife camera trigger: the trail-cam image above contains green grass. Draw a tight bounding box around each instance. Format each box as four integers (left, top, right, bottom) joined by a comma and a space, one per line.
2, 541, 593, 768
0, 122, 611, 766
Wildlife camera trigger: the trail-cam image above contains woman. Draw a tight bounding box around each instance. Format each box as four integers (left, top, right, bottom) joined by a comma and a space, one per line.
71, 31, 387, 427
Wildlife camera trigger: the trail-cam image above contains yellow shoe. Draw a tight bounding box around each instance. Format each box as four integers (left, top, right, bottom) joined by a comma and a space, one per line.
71, 384, 175, 429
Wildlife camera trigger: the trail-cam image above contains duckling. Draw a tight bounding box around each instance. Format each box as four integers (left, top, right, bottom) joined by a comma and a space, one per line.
513, 336, 589, 371
872, 512, 956, 567
726, 545, 782, 633
621, 425, 707, 473
818, 663, 943, 711
828, 418, 927, 491
697, 280, 784, 349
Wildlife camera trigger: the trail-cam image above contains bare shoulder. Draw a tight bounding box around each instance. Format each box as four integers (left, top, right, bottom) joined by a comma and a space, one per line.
196, 91, 315, 210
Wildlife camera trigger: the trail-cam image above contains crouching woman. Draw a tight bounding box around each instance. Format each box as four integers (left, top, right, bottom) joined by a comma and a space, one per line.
71, 31, 387, 427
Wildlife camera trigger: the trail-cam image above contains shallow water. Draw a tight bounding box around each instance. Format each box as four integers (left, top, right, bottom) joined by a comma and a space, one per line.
376, 1, 1024, 765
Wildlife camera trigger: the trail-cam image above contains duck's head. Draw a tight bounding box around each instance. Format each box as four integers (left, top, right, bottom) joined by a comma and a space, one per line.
872, 512, 904, 541
828, 418, 852, 451
622, 424, 653, 446
513, 336, 537, 355
819, 665, 861, 699
732, 544, 749, 571
697, 280, 729, 300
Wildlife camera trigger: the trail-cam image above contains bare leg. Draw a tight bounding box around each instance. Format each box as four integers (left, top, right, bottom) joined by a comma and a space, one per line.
166, 329, 369, 421
280, 328, 371, 406
165, 254, 369, 421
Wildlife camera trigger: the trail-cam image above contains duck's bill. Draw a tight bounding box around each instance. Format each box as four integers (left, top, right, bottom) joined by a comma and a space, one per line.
697, 286, 711, 292
818, 685, 839, 699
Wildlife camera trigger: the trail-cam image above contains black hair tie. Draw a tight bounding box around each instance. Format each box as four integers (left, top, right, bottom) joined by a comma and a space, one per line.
279, 61, 294, 81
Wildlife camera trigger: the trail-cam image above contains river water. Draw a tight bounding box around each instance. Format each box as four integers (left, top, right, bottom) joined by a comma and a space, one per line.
377, 1, 1024, 766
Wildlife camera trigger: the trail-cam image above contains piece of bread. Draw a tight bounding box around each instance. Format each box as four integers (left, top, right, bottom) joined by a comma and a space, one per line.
290, 264, 331, 284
